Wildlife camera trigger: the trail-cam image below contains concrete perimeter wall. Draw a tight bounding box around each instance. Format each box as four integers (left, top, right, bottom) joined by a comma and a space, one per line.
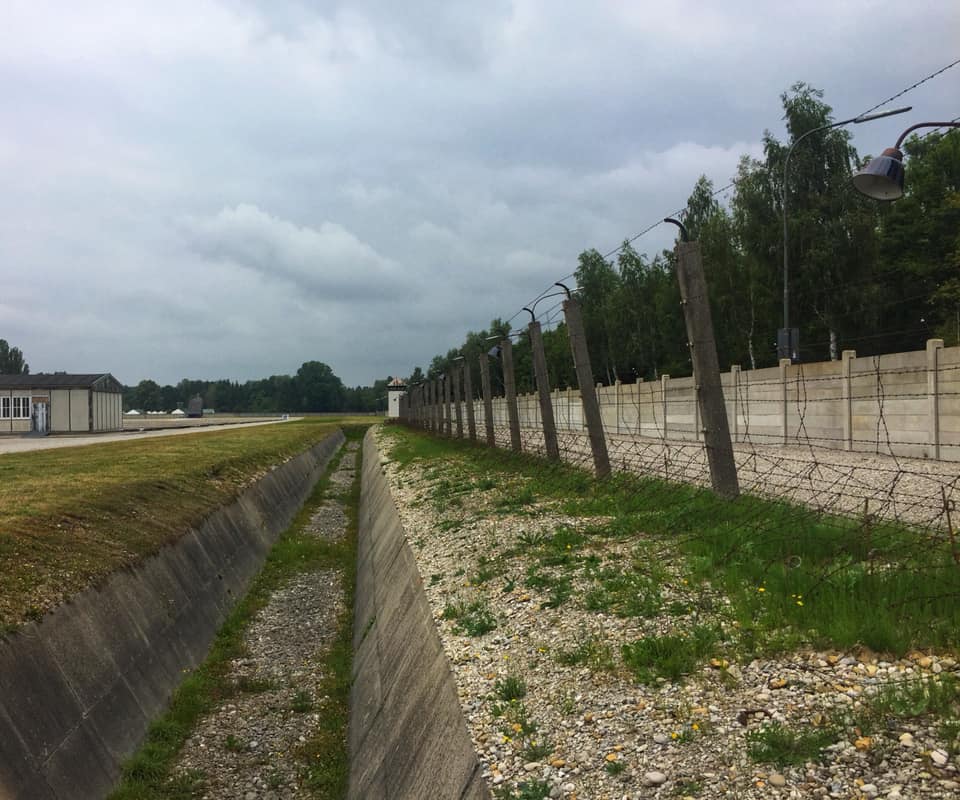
349, 430, 489, 800
460, 340, 960, 462
0, 429, 345, 800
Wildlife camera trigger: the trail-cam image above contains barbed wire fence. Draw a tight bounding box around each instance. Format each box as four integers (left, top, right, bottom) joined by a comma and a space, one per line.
399, 292, 960, 617
396, 62, 960, 618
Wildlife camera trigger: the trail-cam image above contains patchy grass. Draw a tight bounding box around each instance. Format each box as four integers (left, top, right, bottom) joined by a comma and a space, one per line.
746, 722, 839, 767
108, 425, 367, 800
0, 418, 358, 629
621, 625, 722, 684
443, 598, 498, 636
383, 425, 960, 658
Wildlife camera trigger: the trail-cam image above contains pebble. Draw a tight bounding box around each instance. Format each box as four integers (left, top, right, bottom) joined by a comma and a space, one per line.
769, 772, 786, 787
931, 749, 949, 766
643, 771, 667, 785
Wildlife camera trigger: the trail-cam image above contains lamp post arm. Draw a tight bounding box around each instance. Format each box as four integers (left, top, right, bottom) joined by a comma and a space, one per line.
894, 121, 960, 148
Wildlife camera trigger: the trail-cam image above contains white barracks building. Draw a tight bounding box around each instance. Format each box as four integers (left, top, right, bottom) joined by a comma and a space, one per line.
0, 373, 123, 435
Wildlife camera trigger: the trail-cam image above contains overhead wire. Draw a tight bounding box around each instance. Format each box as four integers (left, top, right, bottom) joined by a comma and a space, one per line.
452, 58, 960, 359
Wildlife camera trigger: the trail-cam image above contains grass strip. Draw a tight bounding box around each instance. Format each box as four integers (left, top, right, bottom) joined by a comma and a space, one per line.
108, 424, 368, 800
384, 424, 960, 656
0, 417, 371, 630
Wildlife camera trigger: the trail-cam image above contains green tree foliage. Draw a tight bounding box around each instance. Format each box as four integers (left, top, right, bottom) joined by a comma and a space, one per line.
420, 86, 959, 387
121, 362, 386, 413
0, 340, 29, 374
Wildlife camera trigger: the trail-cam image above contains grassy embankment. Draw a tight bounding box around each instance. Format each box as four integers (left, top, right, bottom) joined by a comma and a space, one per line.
384, 425, 960, 765
109, 424, 367, 800
0, 417, 367, 631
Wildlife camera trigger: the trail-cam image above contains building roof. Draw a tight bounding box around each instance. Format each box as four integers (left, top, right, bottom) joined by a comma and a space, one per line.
388, 377, 406, 388
0, 373, 123, 392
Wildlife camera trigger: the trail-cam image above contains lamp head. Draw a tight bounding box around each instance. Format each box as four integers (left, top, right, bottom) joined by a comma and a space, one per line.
852, 146, 905, 201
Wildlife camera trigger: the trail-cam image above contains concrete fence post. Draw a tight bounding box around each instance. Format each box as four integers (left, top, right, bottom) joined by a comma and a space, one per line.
443, 374, 452, 437
694, 378, 701, 441
928, 338, 944, 460
479, 354, 495, 446
841, 350, 856, 451
661, 375, 670, 438
452, 365, 464, 438
615, 379, 622, 434
463, 363, 477, 442
562, 296, 610, 478
528, 320, 560, 461
427, 380, 434, 432
779, 358, 791, 445
501, 338, 523, 453
674, 239, 739, 499
730, 365, 740, 443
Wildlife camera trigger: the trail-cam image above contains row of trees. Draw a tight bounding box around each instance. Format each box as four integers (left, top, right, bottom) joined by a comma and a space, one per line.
0, 339, 390, 413
0, 340, 29, 374
123, 361, 392, 413
416, 83, 960, 390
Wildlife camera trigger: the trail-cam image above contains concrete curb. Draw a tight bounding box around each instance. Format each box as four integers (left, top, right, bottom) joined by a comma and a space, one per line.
0, 428, 345, 800
349, 428, 490, 800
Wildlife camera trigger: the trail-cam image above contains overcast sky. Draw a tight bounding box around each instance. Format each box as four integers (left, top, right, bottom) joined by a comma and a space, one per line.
1, 1, 957, 387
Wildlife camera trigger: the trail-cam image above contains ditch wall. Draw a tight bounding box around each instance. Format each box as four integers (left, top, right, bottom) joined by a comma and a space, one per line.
0, 428, 344, 800
349, 428, 489, 800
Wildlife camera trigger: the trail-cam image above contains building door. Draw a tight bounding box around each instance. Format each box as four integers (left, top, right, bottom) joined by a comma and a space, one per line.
34, 401, 48, 434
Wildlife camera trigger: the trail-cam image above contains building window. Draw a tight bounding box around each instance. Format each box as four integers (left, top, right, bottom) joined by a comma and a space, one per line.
0, 397, 8, 419
11, 396, 30, 419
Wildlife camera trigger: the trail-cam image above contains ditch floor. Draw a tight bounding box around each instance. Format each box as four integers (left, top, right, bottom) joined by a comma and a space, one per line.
169, 443, 359, 800
376, 427, 960, 800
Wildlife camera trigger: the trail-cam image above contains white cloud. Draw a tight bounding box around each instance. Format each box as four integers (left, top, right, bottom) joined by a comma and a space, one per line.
0, 0, 957, 385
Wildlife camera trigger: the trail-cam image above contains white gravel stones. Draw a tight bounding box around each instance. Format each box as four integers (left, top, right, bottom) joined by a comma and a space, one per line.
376, 427, 960, 800
169, 445, 355, 799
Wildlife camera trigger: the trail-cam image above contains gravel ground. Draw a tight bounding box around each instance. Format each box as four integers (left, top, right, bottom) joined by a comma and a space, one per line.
376, 427, 960, 800
171, 444, 357, 800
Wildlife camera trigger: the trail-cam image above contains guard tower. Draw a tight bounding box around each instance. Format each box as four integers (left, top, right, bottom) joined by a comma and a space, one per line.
387, 377, 407, 418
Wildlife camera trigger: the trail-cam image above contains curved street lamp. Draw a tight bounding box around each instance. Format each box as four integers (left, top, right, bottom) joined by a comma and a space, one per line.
853, 121, 960, 200
779, 105, 911, 360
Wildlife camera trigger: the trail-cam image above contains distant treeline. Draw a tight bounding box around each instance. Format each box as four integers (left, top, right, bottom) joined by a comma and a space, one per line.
123, 361, 391, 414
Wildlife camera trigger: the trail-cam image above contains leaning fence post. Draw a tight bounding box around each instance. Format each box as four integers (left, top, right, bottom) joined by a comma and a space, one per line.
527, 319, 560, 461
452, 364, 464, 439
672, 233, 739, 499
561, 294, 610, 478
842, 350, 855, 451
463, 362, 477, 442
500, 337, 523, 453
928, 338, 944, 460
479, 354, 496, 446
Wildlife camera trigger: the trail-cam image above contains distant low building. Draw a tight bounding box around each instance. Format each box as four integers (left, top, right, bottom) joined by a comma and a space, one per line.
0, 373, 123, 434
